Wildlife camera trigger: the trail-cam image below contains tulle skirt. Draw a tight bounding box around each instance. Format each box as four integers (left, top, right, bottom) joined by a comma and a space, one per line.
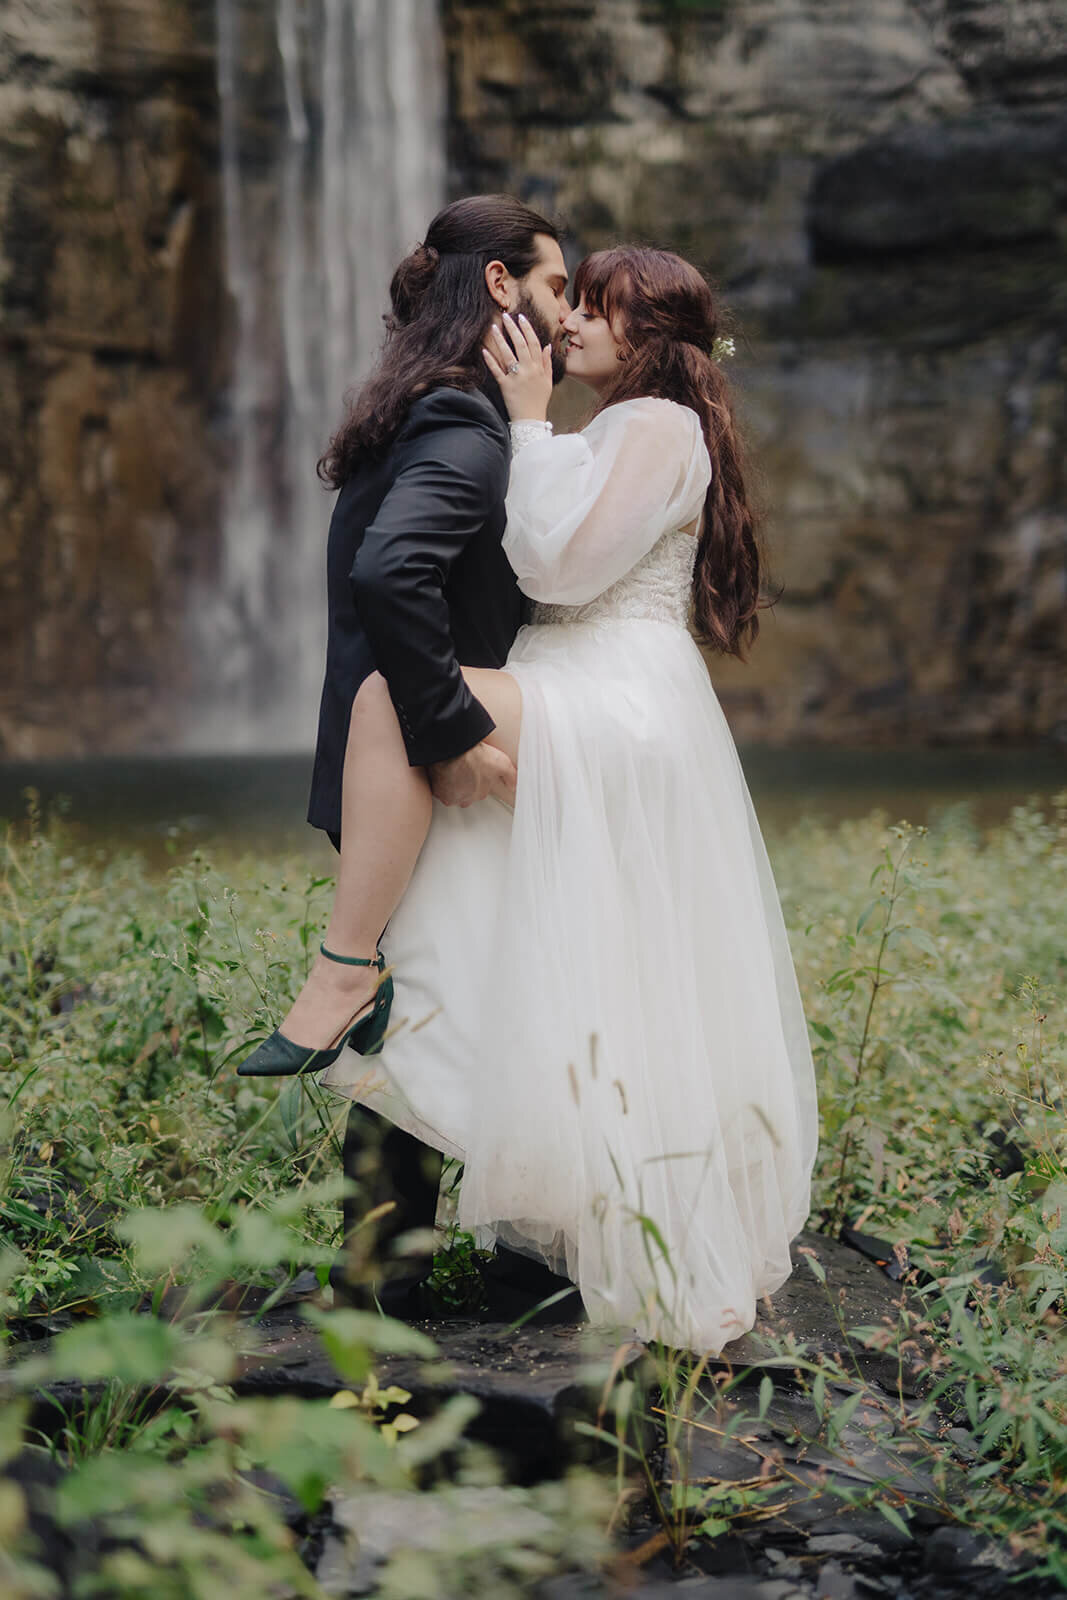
323, 617, 818, 1352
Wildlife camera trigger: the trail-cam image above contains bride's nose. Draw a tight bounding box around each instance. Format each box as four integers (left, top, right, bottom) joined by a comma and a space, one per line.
561, 307, 579, 332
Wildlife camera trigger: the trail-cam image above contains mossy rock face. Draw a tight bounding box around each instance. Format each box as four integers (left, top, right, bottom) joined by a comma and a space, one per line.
0, 0, 227, 761
810, 116, 1067, 259
441, 0, 1067, 745
763, 245, 1067, 346
5, 0, 1067, 753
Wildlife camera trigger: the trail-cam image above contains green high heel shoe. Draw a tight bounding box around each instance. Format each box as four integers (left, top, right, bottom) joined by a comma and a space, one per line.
235, 944, 394, 1078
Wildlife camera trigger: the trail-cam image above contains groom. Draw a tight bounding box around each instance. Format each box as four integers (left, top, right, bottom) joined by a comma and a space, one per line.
306, 195, 572, 1316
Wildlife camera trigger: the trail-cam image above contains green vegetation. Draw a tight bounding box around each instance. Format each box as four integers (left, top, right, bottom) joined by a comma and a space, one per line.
2, 793, 1065, 1592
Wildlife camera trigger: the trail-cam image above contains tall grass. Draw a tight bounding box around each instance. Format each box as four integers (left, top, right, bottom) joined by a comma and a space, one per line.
2, 792, 1065, 1589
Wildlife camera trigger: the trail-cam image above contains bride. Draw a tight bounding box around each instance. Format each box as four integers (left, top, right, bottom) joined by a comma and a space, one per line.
249, 240, 818, 1353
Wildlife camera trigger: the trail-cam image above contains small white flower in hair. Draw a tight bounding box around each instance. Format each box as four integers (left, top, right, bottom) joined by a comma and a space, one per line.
711, 336, 735, 362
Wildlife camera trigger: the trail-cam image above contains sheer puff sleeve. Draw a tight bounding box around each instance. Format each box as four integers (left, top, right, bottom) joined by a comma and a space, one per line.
503, 397, 711, 606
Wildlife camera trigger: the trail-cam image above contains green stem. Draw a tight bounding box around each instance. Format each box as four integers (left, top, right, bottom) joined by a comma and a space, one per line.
830, 834, 912, 1229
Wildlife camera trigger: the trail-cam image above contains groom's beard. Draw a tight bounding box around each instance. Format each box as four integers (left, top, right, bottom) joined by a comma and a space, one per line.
514, 292, 567, 385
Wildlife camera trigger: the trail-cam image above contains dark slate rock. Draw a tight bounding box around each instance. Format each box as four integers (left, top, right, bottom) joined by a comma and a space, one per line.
807, 1533, 885, 1560
319, 1484, 565, 1595
1, 1450, 82, 1593
657, 1383, 932, 1559
539, 1579, 811, 1599
809, 115, 1067, 260
921, 1524, 1001, 1575
734, 1484, 893, 1545
717, 1232, 926, 1397
236, 1313, 647, 1481
814, 1561, 860, 1599
150, 1267, 325, 1321
687, 1530, 762, 1576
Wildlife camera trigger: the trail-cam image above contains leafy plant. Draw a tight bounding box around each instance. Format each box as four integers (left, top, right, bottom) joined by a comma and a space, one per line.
4, 794, 1067, 1585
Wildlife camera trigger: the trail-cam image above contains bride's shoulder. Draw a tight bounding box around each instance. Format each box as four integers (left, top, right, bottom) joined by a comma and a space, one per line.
589, 396, 704, 442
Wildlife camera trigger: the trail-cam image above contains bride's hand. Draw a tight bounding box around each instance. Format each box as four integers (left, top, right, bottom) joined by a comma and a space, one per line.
482, 312, 552, 422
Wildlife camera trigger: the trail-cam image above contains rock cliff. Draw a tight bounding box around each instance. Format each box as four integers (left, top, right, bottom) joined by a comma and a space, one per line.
445, 0, 1067, 743
0, 0, 225, 756
1, 0, 1064, 755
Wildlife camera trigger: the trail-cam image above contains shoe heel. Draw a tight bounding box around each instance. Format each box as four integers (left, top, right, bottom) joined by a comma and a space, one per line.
347, 972, 393, 1057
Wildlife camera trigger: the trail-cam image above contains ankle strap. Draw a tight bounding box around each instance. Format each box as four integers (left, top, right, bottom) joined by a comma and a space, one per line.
320, 942, 384, 969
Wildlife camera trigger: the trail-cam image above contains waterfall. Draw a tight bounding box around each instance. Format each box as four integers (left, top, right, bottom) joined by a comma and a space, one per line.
195, 0, 446, 750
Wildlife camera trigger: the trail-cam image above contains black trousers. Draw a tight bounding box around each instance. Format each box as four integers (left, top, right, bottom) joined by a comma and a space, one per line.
337, 1103, 442, 1287
324, 830, 444, 1286
322, 843, 570, 1304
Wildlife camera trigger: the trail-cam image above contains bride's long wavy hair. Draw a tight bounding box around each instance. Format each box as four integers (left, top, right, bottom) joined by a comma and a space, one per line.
318, 195, 559, 483
573, 247, 769, 660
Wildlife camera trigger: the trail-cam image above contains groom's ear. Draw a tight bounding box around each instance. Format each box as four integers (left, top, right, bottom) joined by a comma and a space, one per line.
484, 258, 513, 312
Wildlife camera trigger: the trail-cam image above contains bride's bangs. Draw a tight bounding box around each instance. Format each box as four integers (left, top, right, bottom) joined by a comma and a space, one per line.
576, 246, 713, 352
573, 248, 635, 327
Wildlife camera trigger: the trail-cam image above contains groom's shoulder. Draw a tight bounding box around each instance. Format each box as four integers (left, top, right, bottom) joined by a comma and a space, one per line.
401, 385, 509, 448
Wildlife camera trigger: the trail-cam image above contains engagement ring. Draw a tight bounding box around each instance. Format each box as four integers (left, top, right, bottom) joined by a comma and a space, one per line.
507, 361, 520, 374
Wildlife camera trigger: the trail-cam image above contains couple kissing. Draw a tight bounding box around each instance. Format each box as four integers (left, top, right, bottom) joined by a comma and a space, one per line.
236, 194, 818, 1354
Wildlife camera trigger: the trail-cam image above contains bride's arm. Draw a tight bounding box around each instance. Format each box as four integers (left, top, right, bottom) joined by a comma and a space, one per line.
503, 398, 711, 606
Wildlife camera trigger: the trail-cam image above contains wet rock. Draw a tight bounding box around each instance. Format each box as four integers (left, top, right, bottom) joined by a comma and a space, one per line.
814, 1562, 860, 1599
810, 117, 1067, 259
1, 1450, 81, 1594
807, 1534, 885, 1560
0, 0, 226, 760
921, 1524, 1002, 1575
754, 1491, 915, 1549
837, 1229, 911, 1284
5, 0, 1067, 752
236, 1314, 647, 1481
152, 1267, 324, 1321
319, 1483, 572, 1596
655, 1236, 942, 1586
719, 1232, 926, 1398
447, 0, 1067, 750
540, 1578, 811, 1599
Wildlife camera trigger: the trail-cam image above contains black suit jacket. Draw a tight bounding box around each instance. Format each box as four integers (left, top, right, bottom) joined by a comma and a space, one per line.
307, 385, 526, 839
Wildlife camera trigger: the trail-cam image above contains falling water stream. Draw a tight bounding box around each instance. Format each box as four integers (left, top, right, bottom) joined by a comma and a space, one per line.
194, 0, 446, 749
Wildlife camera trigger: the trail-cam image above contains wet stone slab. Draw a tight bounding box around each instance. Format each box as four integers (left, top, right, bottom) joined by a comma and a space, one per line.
718, 1231, 926, 1397
317, 1488, 1047, 1600
301, 1232, 1044, 1599
236, 1313, 649, 1480
12, 1229, 1057, 1600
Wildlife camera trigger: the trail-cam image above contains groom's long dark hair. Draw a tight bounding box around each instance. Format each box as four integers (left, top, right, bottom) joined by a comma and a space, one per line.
318, 195, 559, 484
574, 247, 768, 662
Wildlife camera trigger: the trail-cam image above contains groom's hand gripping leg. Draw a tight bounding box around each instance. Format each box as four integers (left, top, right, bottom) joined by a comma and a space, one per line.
429, 667, 522, 808
428, 741, 516, 807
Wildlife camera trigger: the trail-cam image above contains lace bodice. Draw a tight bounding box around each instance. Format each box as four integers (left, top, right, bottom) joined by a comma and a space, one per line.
503, 401, 710, 619
505, 405, 708, 629
530, 529, 697, 628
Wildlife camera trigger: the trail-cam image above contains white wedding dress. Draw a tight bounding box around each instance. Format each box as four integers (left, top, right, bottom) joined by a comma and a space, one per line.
323, 397, 818, 1353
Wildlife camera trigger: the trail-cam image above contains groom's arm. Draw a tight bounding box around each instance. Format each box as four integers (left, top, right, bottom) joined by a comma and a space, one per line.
351, 390, 508, 768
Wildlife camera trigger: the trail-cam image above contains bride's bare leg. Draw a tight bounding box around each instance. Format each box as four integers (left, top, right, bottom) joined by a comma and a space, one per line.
277, 666, 521, 1050
277, 672, 432, 1049
462, 666, 522, 766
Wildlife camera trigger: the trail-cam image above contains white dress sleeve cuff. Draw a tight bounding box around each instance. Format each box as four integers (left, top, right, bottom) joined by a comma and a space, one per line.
509, 420, 553, 457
